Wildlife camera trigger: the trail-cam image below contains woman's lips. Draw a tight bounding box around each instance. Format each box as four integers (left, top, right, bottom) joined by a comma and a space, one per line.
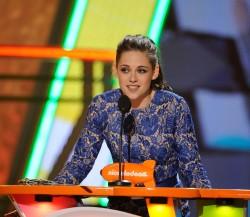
127, 85, 139, 90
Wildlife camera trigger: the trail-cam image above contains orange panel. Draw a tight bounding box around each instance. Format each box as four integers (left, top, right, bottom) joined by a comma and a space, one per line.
1, 185, 250, 199
0, 46, 115, 61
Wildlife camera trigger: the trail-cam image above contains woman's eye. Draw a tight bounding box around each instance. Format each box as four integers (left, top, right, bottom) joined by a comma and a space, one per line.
120, 67, 129, 73
138, 68, 147, 74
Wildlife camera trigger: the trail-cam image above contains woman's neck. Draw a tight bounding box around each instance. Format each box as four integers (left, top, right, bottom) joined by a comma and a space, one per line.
131, 89, 155, 109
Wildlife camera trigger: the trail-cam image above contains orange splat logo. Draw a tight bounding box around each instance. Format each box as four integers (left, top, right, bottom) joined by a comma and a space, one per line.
101, 160, 156, 187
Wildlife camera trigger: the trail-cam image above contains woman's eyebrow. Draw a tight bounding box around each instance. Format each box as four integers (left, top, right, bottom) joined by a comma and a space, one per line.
137, 65, 149, 68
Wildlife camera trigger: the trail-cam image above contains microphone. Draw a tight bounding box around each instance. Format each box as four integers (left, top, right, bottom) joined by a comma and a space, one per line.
118, 94, 131, 114
109, 94, 131, 186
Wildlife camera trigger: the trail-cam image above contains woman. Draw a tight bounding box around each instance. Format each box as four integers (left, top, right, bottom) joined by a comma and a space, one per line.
54, 34, 211, 217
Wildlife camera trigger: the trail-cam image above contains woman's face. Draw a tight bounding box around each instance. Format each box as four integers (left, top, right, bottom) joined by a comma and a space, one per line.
116, 50, 159, 108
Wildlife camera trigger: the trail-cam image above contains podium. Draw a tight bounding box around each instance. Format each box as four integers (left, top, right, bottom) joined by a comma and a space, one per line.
0, 185, 249, 217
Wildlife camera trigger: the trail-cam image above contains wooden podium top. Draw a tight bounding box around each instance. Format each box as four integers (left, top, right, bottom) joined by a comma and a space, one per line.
0, 185, 250, 199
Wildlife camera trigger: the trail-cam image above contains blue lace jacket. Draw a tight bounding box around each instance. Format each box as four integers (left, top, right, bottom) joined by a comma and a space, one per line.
54, 89, 211, 188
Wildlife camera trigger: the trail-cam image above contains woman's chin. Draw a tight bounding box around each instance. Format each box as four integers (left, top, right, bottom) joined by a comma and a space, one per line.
125, 94, 138, 101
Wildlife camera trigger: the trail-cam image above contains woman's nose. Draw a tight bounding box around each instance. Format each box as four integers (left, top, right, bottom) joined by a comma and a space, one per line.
129, 72, 137, 82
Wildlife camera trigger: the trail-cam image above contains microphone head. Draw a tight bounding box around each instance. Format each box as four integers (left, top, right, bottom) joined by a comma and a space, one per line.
118, 95, 131, 114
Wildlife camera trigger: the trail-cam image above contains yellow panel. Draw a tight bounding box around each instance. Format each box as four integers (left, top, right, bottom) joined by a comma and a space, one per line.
77, 0, 156, 49
56, 101, 83, 123
56, 59, 84, 122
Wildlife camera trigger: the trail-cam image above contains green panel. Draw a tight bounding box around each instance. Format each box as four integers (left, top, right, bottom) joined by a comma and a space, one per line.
147, 0, 171, 45
198, 200, 246, 217
24, 0, 88, 178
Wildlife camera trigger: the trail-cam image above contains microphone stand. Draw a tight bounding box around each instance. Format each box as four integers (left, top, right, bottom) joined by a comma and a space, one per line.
118, 113, 131, 186
109, 95, 131, 187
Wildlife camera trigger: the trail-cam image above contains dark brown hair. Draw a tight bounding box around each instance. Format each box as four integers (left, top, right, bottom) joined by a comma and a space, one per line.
116, 34, 172, 91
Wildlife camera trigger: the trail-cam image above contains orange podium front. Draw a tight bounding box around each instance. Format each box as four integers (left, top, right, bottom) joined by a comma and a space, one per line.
0, 185, 250, 217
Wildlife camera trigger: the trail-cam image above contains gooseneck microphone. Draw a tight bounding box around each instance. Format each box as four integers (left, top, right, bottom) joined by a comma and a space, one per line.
109, 94, 131, 186
124, 114, 135, 162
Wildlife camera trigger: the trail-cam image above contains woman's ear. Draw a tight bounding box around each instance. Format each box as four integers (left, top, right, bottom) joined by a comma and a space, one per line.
152, 64, 160, 80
